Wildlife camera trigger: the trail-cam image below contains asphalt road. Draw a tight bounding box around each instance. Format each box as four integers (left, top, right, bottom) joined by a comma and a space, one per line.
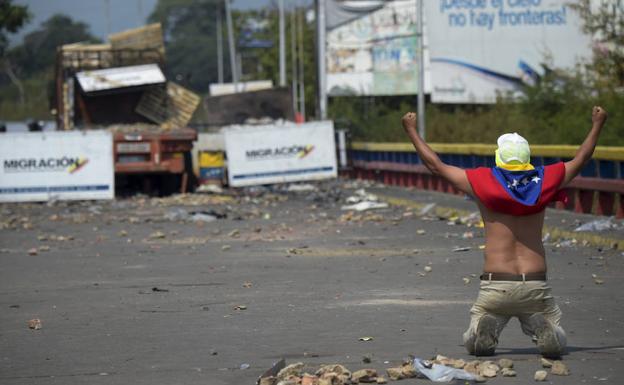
1, 180, 623, 385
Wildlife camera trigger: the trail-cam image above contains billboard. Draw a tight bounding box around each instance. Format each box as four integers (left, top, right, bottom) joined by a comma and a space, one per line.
0, 131, 114, 202
223, 121, 337, 187
425, 0, 591, 103
326, 0, 431, 96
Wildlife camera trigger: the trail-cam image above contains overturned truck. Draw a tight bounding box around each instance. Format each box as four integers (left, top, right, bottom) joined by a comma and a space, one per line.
55, 24, 199, 194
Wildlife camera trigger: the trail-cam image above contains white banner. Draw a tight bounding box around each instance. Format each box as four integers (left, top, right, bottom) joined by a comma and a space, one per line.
425, 0, 591, 103
326, 0, 431, 96
0, 131, 114, 202
224, 121, 337, 187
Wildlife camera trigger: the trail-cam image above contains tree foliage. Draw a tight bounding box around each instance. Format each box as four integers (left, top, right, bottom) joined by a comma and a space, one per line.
0, 13, 98, 119
7, 14, 99, 78
0, 0, 30, 55
571, 0, 624, 88
149, 0, 222, 93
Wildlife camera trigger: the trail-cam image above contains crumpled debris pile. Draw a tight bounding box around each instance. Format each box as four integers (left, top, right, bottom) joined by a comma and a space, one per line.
258, 355, 571, 384
341, 189, 389, 212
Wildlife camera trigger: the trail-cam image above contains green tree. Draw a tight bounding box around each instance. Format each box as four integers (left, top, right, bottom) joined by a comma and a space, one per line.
0, 0, 30, 107
149, 0, 221, 93
7, 14, 99, 78
0, 0, 30, 55
0, 13, 98, 119
570, 0, 624, 88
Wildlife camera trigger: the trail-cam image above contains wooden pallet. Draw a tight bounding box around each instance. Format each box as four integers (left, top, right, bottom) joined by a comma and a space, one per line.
109, 23, 165, 55
136, 82, 200, 129
59, 43, 162, 70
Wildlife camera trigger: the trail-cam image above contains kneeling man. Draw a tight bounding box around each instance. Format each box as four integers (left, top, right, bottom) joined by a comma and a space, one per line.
401, 106, 607, 357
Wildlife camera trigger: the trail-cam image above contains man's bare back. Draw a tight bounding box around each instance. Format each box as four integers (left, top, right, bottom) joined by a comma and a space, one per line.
478, 203, 546, 274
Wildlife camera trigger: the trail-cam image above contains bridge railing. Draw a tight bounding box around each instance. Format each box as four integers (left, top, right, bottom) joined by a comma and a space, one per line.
346, 142, 624, 218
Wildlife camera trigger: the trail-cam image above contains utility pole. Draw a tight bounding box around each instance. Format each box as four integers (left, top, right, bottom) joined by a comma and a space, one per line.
297, 7, 306, 120
291, 7, 298, 115
105, 0, 111, 35
416, 0, 426, 139
279, 0, 286, 87
225, 0, 239, 91
316, 0, 327, 120
217, 2, 224, 83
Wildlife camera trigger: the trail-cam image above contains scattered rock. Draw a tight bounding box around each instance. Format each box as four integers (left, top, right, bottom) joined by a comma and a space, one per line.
462, 277, 471, 284
228, 229, 240, 238
221, 245, 231, 251
450, 359, 466, 369
352, 369, 377, 383
277, 362, 304, 380
233, 305, 247, 311
550, 361, 570, 376
540, 358, 553, 368
400, 363, 418, 378
359, 336, 373, 341
498, 358, 513, 369
38, 245, 50, 252
478, 361, 499, 378
452, 246, 471, 252
301, 374, 319, 385
416, 229, 426, 235
424, 266, 432, 273
259, 376, 278, 385
376, 376, 387, 384
385, 367, 404, 381
149, 231, 166, 239
534, 370, 548, 381
27, 248, 38, 256
500, 368, 516, 377
463, 360, 480, 375
27, 318, 42, 330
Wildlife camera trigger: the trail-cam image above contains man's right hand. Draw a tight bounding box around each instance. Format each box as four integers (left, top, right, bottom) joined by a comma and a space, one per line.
401, 112, 418, 133
592, 106, 607, 126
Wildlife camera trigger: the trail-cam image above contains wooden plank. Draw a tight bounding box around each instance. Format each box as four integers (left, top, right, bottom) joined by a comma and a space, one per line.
109, 23, 165, 55
136, 82, 200, 129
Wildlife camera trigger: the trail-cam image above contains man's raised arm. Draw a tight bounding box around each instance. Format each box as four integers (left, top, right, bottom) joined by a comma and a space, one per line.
402, 112, 473, 195
561, 106, 608, 187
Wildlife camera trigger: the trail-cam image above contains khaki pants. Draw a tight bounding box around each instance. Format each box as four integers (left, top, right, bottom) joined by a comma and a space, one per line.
463, 280, 567, 350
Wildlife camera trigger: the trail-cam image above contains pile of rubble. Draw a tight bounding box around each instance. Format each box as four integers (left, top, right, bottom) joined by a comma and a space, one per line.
258, 355, 570, 384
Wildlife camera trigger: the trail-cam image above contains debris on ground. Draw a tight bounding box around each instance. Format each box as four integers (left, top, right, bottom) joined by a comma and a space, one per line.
286, 184, 317, 192
592, 274, 605, 285
540, 358, 553, 368
413, 357, 479, 382
341, 201, 389, 212
452, 247, 471, 252
574, 217, 621, 232
342, 189, 388, 211
27, 248, 38, 256
550, 361, 569, 376
359, 336, 374, 341
27, 318, 42, 330
534, 370, 548, 381
498, 358, 513, 369
500, 367, 517, 377
196, 184, 224, 194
